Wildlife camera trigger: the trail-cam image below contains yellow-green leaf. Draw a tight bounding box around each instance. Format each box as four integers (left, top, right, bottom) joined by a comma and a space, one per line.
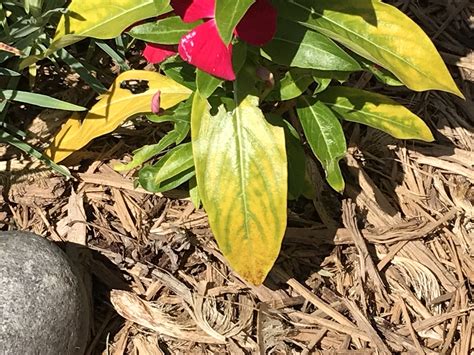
48, 0, 170, 55
274, 0, 463, 97
191, 93, 287, 285
318, 86, 434, 142
45, 70, 192, 162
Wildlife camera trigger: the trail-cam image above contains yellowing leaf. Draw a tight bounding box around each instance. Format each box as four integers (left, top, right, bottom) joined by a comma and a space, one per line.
274, 0, 463, 97
48, 0, 170, 55
191, 93, 287, 285
318, 86, 434, 142
45, 70, 192, 162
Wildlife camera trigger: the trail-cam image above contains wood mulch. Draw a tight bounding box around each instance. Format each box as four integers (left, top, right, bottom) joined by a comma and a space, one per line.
0, 0, 473, 353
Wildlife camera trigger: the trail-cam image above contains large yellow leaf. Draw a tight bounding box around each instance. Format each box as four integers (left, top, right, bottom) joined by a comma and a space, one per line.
191, 93, 287, 285
274, 0, 463, 97
48, 0, 170, 55
45, 70, 192, 162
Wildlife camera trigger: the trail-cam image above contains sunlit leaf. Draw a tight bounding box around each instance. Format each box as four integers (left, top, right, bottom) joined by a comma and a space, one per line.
297, 96, 346, 192
128, 16, 197, 44
267, 114, 306, 200
191, 92, 287, 285
49, 0, 170, 55
274, 0, 463, 97
0, 130, 72, 179
138, 143, 195, 193
1, 90, 86, 111
319, 86, 434, 141
262, 18, 360, 71
215, 0, 255, 44
196, 69, 223, 98
114, 126, 186, 172
45, 70, 192, 162
189, 176, 201, 209
274, 70, 314, 101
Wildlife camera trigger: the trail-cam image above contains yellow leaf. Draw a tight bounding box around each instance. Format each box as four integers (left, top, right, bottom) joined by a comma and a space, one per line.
275, 0, 463, 98
48, 0, 170, 55
191, 93, 287, 285
45, 70, 192, 162
319, 86, 434, 142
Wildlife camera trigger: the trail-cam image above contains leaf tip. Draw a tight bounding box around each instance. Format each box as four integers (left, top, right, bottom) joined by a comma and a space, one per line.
421, 130, 435, 143
237, 267, 269, 286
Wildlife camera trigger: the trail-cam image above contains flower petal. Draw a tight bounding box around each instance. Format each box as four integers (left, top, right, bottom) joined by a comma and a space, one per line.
151, 90, 161, 114
179, 20, 235, 80
171, 0, 215, 22
235, 0, 277, 46
143, 43, 177, 64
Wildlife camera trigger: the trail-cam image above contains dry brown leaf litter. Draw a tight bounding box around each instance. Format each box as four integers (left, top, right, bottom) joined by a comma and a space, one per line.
0, 0, 473, 353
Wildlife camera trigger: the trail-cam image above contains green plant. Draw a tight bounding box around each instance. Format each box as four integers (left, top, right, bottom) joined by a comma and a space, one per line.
0, 0, 85, 177
35, 0, 462, 284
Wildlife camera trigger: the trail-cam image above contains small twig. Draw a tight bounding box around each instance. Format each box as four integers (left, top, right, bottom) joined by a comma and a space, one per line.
399, 298, 425, 355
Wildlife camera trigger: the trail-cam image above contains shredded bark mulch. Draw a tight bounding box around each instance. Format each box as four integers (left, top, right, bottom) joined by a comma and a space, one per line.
0, 0, 472, 353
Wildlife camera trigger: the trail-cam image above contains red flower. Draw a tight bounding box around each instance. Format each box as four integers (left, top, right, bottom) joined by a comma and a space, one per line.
143, 0, 277, 80
143, 43, 177, 64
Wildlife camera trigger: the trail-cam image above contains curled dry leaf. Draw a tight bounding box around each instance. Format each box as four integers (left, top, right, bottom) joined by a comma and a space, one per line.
110, 289, 225, 344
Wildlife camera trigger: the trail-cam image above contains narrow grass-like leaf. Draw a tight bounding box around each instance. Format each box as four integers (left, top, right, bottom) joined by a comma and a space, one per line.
1, 90, 86, 111
95, 40, 130, 71
0, 129, 72, 178
56, 48, 107, 94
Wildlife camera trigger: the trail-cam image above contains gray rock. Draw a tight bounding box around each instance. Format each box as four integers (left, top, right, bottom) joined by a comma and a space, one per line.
0, 231, 89, 355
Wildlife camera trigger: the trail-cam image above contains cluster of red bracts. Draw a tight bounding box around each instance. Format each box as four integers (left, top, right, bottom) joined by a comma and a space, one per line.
143, 0, 277, 81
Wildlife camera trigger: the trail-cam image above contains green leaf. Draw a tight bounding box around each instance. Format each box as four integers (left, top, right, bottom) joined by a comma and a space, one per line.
356, 56, 404, 86
191, 93, 287, 285
138, 143, 195, 193
0, 90, 86, 111
297, 96, 346, 192
128, 16, 197, 44
277, 70, 314, 101
318, 86, 434, 141
0, 130, 72, 179
313, 76, 332, 94
0, 68, 20, 76
47, 0, 171, 55
266, 115, 306, 200
147, 97, 192, 125
114, 126, 187, 172
161, 56, 197, 90
189, 176, 201, 209
196, 69, 223, 98
262, 18, 360, 71
274, 0, 463, 97
215, 0, 255, 45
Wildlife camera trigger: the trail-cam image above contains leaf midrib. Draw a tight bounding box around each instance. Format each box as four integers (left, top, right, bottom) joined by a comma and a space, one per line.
324, 101, 418, 131
232, 89, 251, 240
288, 0, 434, 85
216, 0, 255, 44
301, 96, 341, 160
62, 1, 156, 38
